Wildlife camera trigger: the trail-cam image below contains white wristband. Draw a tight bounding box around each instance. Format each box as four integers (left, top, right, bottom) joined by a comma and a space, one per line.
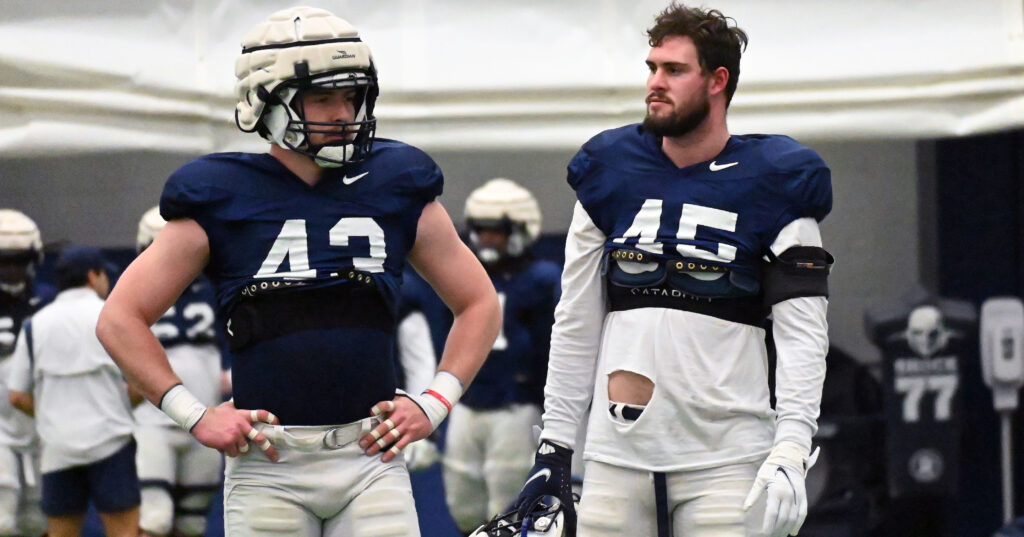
404, 371, 464, 431
159, 384, 207, 432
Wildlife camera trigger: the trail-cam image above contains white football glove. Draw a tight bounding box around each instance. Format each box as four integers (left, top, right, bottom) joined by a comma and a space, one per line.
403, 438, 440, 472
742, 441, 819, 537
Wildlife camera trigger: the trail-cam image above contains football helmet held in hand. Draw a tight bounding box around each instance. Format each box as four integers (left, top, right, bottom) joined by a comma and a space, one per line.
470, 495, 568, 537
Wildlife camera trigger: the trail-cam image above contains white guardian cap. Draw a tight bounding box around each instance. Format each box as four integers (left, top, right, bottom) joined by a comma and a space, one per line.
0, 209, 43, 296
464, 178, 542, 264
234, 7, 378, 167
136, 206, 167, 253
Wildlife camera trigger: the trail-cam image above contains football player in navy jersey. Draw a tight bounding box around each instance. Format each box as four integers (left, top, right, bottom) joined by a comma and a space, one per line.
132, 207, 226, 537
443, 179, 561, 534
509, 4, 833, 537
0, 209, 50, 537
96, 7, 500, 537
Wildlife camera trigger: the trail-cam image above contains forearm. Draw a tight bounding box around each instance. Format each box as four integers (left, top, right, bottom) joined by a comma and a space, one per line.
97, 304, 182, 405
436, 290, 501, 386
539, 202, 605, 449
9, 391, 33, 416
772, 296, 829, 450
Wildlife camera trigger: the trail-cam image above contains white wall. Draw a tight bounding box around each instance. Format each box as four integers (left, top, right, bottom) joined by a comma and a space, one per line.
1, 0, 1022, 156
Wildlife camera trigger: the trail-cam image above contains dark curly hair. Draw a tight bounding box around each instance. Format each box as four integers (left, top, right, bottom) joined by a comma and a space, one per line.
646, 2, 748, 105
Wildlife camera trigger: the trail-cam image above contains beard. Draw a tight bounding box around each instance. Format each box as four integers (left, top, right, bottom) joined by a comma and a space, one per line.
642, 95, 710, 138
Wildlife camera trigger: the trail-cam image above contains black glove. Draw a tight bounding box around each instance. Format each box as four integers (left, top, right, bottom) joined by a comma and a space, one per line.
514, 439, 576, 536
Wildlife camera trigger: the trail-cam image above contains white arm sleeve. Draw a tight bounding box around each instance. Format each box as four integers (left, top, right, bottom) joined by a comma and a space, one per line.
397, 311, 438, 395
539, 202, 607, 450
769, 217, 829, 451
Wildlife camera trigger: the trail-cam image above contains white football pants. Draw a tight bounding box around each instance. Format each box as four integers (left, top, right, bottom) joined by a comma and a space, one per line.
0, 445, 45, 537
577, 459, 767, 537
224, 418, 419, 537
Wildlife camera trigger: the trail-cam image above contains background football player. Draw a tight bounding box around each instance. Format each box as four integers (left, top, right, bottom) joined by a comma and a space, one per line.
96, 7, 500, 537
0, 209, 50, 537
511, 3, 832, 537
443, 178, 561, 534
132, 207, 226, 537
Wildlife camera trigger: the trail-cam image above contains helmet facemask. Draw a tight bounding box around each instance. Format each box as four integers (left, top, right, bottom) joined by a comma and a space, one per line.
259, 66, 378, 168
467, 217, 530, 265
0, 252, 37, 297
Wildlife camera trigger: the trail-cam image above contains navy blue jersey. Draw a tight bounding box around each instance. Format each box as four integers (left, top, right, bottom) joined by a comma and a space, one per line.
570, 125, 831, 298
159, 140, 442, 425
0, 285, 54, 357
151, 277, 220, 349
461, 259, 561, 409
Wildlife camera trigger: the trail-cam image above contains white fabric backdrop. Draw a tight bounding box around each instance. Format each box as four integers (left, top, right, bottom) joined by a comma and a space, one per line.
1, 0, 1022, 155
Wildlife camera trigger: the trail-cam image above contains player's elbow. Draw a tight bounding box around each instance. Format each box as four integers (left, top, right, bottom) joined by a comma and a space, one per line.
95, 304, 117, 348
456, 283, 502, 347
95, 302, 132, 360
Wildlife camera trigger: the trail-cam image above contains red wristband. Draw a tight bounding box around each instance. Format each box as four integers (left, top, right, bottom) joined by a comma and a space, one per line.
424, 389, 453, 413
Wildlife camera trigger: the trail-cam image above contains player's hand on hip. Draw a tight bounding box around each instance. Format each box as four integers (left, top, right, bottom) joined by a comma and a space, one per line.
742, 441, 819, 537
359, 396, 432, 463
191, 400, 281, 462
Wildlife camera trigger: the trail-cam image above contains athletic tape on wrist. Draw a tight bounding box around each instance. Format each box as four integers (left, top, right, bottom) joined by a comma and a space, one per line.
159, 384, 208, 432
416, 371, 464, 430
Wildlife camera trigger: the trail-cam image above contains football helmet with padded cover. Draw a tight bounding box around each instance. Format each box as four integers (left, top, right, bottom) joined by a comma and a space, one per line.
234, 6, 378, 167
464, 178, 542, 264
136, 205, 166, 253
0, 209, 43, 296
470, 495, 567, 537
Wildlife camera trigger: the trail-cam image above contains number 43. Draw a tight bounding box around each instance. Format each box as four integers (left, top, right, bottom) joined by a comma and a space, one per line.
254, 218, 387, 279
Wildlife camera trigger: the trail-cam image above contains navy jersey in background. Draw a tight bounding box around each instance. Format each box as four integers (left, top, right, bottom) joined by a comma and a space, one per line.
460, 258, 561, 409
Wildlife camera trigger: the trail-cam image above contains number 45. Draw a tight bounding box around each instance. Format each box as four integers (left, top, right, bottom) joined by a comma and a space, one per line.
614, 200, 738, 263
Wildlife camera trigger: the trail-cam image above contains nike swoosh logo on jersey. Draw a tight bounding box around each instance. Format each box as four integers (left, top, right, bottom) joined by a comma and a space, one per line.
709, 161, 739, 171
343, 172, 369, 185
525, 468, 551, 487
